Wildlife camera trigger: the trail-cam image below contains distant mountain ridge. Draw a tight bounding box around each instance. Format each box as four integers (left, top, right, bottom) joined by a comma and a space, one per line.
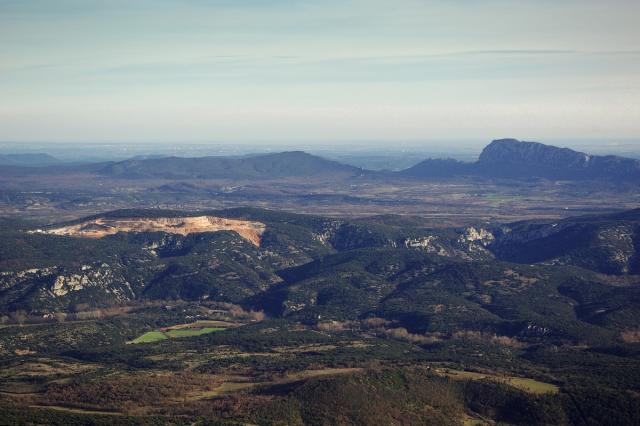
0, 153, 60, 166
98, 151, 362, 179
401, 138, 640, 181
2, 139, 638, 182
476, 138, 640, 180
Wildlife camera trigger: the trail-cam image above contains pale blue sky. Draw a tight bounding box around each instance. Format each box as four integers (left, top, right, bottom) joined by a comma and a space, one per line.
1, 0, 639, 144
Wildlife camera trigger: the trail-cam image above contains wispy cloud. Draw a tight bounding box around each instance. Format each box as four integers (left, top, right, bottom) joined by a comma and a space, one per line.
0, 0, 639, 141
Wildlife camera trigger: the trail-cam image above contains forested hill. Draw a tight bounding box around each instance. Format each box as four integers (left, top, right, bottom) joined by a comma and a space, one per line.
97, 151, 363, 179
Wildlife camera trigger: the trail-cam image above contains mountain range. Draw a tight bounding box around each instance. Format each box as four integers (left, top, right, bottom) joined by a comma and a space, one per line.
401, 138, 640, 181
2, 139, 639, 182
2, 207, 639, 342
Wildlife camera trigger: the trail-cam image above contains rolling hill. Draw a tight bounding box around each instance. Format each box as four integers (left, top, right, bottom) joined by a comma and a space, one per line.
97, 151, 363, 179
1, 207, 639, 346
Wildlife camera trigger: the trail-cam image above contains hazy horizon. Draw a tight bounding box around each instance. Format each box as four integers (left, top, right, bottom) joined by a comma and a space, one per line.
2, 0, 639, 143
2, 138, 640, 168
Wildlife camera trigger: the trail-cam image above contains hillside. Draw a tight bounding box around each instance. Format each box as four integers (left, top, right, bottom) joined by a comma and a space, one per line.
98, 151, 362, 179
1, 207, 639, 343
0, 208, 493, 313
490, 208, 640, 274
2, 207, 640, 424
394, 158, 471, 178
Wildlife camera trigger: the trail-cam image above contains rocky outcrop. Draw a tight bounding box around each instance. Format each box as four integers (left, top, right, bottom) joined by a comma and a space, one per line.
401, 228, 496, 261
458, 227, 494, 245
50, 264, 133, 299
404, 236, 448, 255
0, 263, 138, 314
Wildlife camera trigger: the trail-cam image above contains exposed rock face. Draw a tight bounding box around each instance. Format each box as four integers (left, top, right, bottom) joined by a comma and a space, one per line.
456, 227, 495, 257
459, 227, 494, 245
50, 265, 133, 299
34, 216, 266, 246
402, 229, 495, 261
313, 221, 346, 246
0, 263, 138, 312
51, 275, 82, 296
404, 236, 447, 255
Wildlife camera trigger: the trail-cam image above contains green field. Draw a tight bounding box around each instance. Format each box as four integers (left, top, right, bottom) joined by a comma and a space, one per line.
129, 327, 225, 344
129, 331, 167, 344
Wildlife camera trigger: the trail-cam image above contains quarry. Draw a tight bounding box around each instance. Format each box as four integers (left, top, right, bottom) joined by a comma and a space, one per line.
33, 216, 266, 246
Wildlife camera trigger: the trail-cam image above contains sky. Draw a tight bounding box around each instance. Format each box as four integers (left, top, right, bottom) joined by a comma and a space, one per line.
1, 0, 639, 145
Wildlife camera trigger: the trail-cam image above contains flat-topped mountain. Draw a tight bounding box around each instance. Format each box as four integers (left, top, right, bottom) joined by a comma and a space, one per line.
98, 151, 362, 179
400, 138, 640, 181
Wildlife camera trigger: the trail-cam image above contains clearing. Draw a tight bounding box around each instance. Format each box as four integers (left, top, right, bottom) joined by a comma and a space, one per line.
194, 367, 363, 399
128, 326, 226, 344
436, 368, 559, 394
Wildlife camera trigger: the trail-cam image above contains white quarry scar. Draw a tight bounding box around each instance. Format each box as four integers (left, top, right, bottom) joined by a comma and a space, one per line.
35, 216, 266, 246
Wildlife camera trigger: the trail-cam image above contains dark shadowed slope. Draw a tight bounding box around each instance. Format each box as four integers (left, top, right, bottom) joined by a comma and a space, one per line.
490, 208, 640, 274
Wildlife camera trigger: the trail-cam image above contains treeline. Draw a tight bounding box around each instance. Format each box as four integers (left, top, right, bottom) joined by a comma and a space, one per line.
252, 368, 640, 426
0, 300, 264, 326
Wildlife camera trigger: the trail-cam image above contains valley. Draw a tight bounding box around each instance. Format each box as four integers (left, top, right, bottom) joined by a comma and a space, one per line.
2, 140, 638, 228
0, 202, 639, 424
4, 0, 640, 421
